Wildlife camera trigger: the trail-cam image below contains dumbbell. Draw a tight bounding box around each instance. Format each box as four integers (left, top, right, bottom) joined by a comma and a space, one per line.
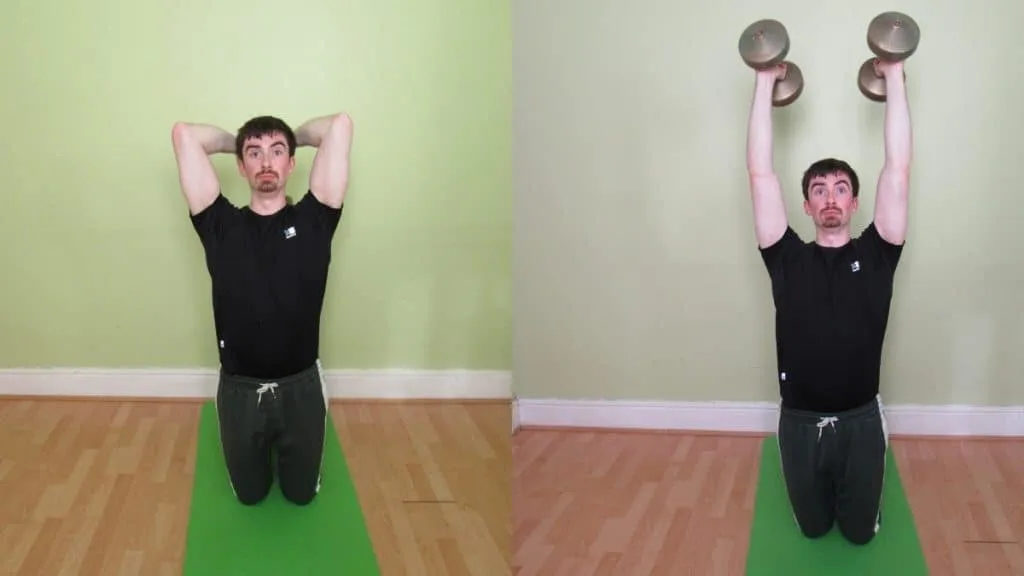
738, 19, 804, 107
857, 11, 920, 102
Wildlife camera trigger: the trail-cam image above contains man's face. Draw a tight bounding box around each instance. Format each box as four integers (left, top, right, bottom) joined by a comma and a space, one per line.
237, 132, 295, 194
803, 172, 858, 230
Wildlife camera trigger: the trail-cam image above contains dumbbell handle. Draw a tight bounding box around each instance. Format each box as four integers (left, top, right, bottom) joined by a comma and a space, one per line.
867, 58, 907, 80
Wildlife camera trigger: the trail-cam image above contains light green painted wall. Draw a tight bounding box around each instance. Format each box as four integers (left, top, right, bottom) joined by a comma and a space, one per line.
0, 1, 511, 371
513, 0, 1024, 406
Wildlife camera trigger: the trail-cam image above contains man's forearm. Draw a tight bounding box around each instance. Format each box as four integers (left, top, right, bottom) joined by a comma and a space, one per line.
295, 115, 338, 148
747, 74, 777, 176
179, 123, 235, 155
883, 65, 912, 170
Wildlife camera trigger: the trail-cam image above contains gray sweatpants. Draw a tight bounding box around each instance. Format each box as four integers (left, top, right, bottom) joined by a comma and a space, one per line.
777, 395, 889, 545
214, 361, 329, 506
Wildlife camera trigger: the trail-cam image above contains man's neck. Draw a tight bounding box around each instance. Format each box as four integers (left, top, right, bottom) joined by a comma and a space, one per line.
249, 192, 287, 216
815, 227, 851, 248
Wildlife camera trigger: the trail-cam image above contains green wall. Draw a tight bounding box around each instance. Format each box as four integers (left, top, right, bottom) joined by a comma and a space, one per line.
513, 0, 1024, 406
0, 0, 511, 371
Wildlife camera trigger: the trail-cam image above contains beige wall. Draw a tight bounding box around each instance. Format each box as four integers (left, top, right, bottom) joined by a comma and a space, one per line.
513, 0, 1024, 406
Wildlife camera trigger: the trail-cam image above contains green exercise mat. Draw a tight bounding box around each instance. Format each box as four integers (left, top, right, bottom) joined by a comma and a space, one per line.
183, 401, 380, 575
745, 436, 928, 575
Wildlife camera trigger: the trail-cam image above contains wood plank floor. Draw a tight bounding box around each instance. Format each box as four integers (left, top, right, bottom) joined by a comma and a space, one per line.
0, 398, 511, 576
513, 428, 1024, 576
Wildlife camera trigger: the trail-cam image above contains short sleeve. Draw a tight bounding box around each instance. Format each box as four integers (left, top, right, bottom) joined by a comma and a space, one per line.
759, 226, 802, 280
190, 194, 239, 249
294, 190, 344, 239
857, 222, 904, 274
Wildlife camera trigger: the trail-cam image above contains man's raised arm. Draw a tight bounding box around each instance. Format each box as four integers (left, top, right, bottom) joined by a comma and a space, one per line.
295, 113, 354, 210
747, 65, 789, 249
872, 60, 912, 246
171, 123, 235, 215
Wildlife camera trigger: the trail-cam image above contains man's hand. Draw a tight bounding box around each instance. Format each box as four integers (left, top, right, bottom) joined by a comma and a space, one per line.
756, 62, 788, 84
873, 59, 904, 81
298, 113, 353, 209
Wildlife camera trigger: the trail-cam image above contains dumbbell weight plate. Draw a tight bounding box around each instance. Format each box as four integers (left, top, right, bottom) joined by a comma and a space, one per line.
857, 58, 887, 102
773, 61, 803, 107
867, 12, 920, 61
738, 19, 790, 69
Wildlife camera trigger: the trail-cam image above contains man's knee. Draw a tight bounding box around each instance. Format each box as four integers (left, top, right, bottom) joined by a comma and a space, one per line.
786, 490, 836, 540
838, 517, 879, 546
796, 516, 833, 540
233, 481, 272, 506
223, 454, 273, 506
279, 464, 321, 506
281, 480, 319, 506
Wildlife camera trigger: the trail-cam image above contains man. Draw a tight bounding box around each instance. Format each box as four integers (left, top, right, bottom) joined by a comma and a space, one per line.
745, 59, 911, 545
171, 112, 354, 505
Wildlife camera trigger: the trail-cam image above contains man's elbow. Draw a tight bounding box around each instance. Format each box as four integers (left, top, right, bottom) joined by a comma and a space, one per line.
171, 122, 191, 149
327, 113, 353, 141
883, 152, 912, 173
880, 163, 911, 189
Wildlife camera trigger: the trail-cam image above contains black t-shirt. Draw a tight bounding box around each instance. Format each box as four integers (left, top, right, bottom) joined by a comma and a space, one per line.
759, 222, 903, 412
190, 191, 343, 379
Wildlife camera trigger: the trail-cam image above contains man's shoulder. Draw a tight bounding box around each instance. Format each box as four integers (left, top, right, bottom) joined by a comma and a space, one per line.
193, 193, 243, 219
294, 189, 343, 212
762, 226, 811, 255
851, 221, 898, 252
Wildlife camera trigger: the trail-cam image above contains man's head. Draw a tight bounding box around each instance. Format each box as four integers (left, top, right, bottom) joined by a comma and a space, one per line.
235, 116, 297, 196
801, 158, 860, 232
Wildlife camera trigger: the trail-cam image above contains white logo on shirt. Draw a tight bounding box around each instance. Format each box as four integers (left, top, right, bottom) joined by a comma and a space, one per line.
850, 260, 860, 273
284, 226, 297, 239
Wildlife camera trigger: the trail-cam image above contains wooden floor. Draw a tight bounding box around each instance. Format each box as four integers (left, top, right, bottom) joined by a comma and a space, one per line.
0, 398, 511, 576
7, 399, 1023, 575
513, 428, 1024, 576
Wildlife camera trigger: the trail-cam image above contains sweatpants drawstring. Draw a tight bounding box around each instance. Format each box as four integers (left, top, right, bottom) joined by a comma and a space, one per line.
816, 416, 839, 441
256, 382, 279, 407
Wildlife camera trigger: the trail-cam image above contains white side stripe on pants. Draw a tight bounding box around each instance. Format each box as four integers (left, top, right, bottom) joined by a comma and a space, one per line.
314, 358, 328, 495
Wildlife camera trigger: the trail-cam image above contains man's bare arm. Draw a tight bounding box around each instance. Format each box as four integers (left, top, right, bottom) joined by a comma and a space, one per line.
747, 66, 789, 248
296, 113, 354, 209
873, 61, 912, 245
171, 123, 235, 215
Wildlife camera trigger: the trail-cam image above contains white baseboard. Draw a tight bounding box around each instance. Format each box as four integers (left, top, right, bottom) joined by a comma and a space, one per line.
514, 398, 1024, 437
0, 368, 512, 401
